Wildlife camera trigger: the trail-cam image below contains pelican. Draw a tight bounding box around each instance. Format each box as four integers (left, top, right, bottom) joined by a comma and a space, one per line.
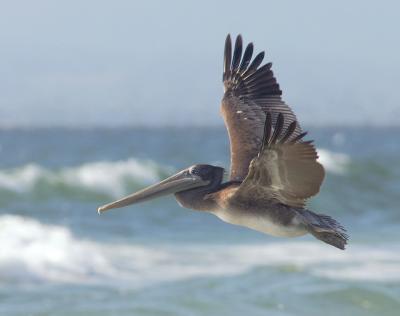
98, 35, 348, 249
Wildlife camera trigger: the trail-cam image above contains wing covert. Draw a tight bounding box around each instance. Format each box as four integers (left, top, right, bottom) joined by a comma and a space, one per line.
235, 113, 325, 208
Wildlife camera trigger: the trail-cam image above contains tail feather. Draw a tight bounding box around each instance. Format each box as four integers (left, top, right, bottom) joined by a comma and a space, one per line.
298, 209, 349, 250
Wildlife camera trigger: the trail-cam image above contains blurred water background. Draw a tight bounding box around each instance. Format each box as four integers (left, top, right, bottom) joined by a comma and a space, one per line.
1, 0, 400, 315
0, 126, 399, 316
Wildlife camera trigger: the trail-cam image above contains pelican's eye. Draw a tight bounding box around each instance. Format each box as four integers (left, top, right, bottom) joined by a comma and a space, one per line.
189, 165, 213, 179
189, 166, 201, 176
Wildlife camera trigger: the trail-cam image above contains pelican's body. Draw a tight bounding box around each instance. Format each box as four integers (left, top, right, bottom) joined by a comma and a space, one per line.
215, 207, 307, 238
212, 193, 308, 238
175, 180, 307, 238
215, 204, 307, 238
99, 35, 348, 249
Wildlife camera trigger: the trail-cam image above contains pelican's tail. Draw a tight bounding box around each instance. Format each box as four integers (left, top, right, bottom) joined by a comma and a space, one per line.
298, 209, 349, 250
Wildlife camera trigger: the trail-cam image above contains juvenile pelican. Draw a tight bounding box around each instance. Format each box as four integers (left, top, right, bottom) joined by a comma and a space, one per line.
98, 35, 348, 249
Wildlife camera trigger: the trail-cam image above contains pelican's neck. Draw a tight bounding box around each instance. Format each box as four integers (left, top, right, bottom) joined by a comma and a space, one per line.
174, 186, 218, 211
174, 179, 243, 212
174, 169, 224, 211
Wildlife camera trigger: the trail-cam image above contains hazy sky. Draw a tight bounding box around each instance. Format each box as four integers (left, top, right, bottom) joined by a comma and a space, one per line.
1, 0, 399, 127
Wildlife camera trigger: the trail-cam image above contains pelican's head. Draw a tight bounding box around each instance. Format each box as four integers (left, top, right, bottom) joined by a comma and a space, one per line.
98, 164, 224, 213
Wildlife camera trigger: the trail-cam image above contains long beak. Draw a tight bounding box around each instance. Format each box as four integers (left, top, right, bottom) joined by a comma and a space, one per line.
98, 170, 208, 213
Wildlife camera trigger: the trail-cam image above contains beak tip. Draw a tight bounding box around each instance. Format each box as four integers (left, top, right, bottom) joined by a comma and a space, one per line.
97, 205, 107, 214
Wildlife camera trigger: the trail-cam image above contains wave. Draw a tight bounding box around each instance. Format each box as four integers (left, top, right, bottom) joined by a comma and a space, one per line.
317, 148, 350, 174
0, 159, 172, 198
0, 149, 349, 199
1, 215, 398, 286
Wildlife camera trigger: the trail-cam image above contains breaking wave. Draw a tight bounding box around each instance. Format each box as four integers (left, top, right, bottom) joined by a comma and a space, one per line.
0, 149, 350, 200
0, 159, 172, 198
1, 215, 398, 287
317, 148, 350, 174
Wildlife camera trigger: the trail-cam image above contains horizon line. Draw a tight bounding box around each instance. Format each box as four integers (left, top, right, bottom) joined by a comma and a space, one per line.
0, 122, 400, 130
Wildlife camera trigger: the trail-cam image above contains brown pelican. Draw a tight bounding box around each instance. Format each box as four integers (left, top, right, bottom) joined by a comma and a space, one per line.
98, 35, 348, 249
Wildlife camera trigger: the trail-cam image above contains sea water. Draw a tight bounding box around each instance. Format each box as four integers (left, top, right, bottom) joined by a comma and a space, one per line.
0, 126, 399, 316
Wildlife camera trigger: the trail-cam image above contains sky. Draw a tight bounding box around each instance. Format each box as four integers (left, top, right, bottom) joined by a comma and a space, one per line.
1, 0, 399, 127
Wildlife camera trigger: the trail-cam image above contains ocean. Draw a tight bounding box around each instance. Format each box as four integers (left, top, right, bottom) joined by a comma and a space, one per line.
0, 126, 399, 316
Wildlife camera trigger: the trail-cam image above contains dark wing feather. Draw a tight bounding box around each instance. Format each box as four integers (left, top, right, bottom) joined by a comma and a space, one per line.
234, 114, 325, 208
239, 43, 253, 73
231, 36, 242, 72
222, 34, 302, 181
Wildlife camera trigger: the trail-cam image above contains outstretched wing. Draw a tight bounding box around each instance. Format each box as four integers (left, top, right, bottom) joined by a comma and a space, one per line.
222, 34, 303, 181
235, 113, 325, 208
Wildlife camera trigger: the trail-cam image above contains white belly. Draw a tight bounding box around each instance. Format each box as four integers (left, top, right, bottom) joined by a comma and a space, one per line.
213, 208, 307, 238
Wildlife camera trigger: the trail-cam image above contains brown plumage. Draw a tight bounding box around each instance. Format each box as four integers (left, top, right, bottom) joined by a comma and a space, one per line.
98, 34, 348, 250
236, 112, 325, 208
222, 34, 302, 181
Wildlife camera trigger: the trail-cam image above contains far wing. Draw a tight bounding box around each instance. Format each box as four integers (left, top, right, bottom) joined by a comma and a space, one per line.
235, 113, 325, 208
222, 34, 303, 181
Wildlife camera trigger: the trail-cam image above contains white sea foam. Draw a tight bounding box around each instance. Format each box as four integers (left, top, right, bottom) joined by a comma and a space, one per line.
1, 215, 398, 286
61, 159, 165, 196
0, 159, 169, 196
0, 164, 47, 193
317, 148, 350, 174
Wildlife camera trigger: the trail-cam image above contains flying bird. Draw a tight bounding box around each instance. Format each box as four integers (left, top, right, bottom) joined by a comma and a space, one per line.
98, 35, 348, 249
